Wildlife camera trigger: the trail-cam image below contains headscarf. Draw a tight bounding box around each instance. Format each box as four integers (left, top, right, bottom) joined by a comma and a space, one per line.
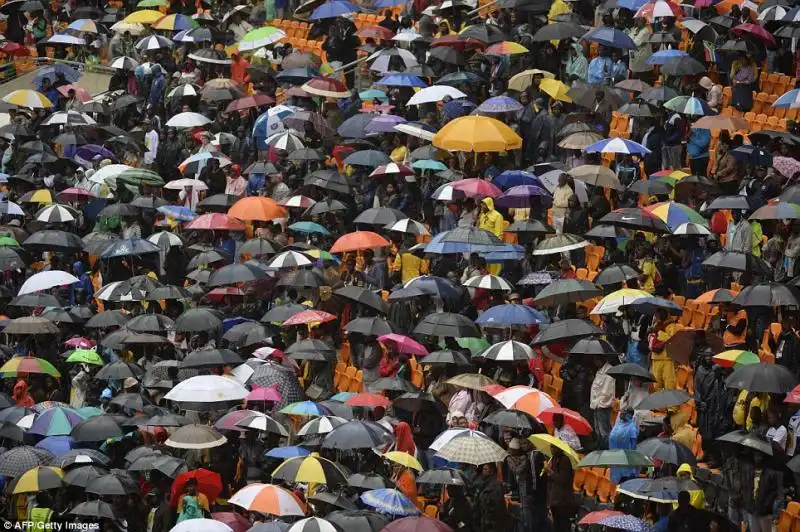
13, 380, 33, 407
393, 421, 416, 455
177, 496, 203, 523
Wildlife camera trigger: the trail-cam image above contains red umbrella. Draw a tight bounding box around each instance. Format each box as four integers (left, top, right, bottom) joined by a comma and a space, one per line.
431, 35, 485, 51
579, 510, 625, 525
357, 26, 394, 40
225, 93, 276, 113
785, 384, 800, 404
345, 392, 392, 407
207, 287, 245, 300
281, 309, 337, 327
329, 231, 390, 253
538, 406, 593, 435
369, 163, 415, 180
301, 77, 350, 98
451, 178, 502, 198
169, 469, 223, 508
185, 213, 246, 231
731, 23, 776, 47
57, 84, 91, 102
211, 512, 250, 532
378, 333, 428, 356
0, 42, 30, 56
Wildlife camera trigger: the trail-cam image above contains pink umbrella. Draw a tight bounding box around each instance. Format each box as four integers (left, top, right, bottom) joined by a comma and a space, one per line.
252, 347, 286, 360
65, 337, 94, 349
211, 512, 250, 532
451, 178, 502, 198
247, 386, 282, 402
57, 188, 96, 203
773, 156, 800, 179
378, 333, 429, 356
214, 409, 264, 432
185, 213, 246, 231
57, 84, 91, 102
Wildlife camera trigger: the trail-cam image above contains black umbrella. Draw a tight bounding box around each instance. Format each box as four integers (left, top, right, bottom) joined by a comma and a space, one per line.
418, 349, 471, 366
584, 224, 631, 240
326, 511, 390, 532
98, 203, 139, 218
86, 473, 138, 496
63, 464, 110, 488
180, 348, 242, 369
126, 314, 174, 333
428, 46, 464, 65
393, 391, 445, 414
175, 308, 223, 332
71, 415, 123, 442
222, 322, 262, 345
640, 86, 679, 104
617, 101, 658, 118
344, 317, 395, 336
240, 237, 280, 257
701, 251, 772, 275
532, 319, 601, 345
24, 229, 84, 253
207, 263, 267, 287
717, 430, 773, 455
353, 207, 407, 227
145, 285, 192, 301
568, 337, 618, 356
731, 283, 799, 307
85, 310, 129, 328
197, 194, 238, 212
635, 390, 691, 411
532, 279, 601, 307
637, 437, 696, 466
95, 360, 145, 381
567, 85, 627, 111
598, 208, 671, 233
705, 195, 754, 211
505, 219, 554, 235
725, 363, 797, 394
606, 363, 656, 381
286, 339, 336, 356
304, 170, 352, 194
346, 474, 393, 490
242, 324, 277, 347
70, 501, 118, 520
483, 409, 541, 431
10, 293, 65, 308
661, 56, 707, 76
531, 22, 585, 41
459, 23, 506, 43
261, 303, 307, 323
308, 492, 358, 511
322, 421, 394, 449
52, 448, 110, 468
333, 286, 389, 314
371, 377, 418, 393
109, 393, 151, 411
413, 313, 480, 338
628, 180, 673, 196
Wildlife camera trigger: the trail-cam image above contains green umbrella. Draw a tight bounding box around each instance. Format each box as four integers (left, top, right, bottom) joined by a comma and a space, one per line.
0, 236, 20, 248
137, 0, 169, 5
439, 337, 490, 356
577, 450, 653, 469
411, 159, 447, 171
66, 349, 104, 366
77, 407, 103, 418
117, 168, 165, 187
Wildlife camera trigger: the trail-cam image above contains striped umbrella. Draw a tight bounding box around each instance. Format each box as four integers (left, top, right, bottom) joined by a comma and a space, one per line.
478, 340, 536, 362
584, 137, 650, 155
29, 407, 85, 437
151, 13, 196, 31
2, 90, 53, 108
272, 453, 347, 485
35, 204, 78, 223
462, 274, 513, 291
663, 95, 711, 116
591, 288, 653, 314
713, 349, 760, 368
12, 466, 64, 494
644, 201, 707, 229
360, 489, 420, 516
266, 131, 305, 151
229, 483, 307, 515
296, 416, 347, 437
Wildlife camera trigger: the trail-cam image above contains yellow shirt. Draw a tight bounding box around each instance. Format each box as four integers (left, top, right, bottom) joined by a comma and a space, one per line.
390, 146, 408, 163
639, 258, 657, 294
392, 252, 430, 283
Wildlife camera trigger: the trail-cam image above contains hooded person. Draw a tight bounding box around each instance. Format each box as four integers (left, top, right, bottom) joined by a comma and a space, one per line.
148, 64, 166, 110
565, 43, 588, 83
13, 380, 34, 407
478, 197, 505, 275
676, 463, 706, 509
608, 409, 639, 483
70, 260, 93, 306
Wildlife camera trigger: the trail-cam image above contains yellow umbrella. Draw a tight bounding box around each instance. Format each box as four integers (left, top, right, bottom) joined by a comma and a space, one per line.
12, 466, 64, 494
122, 9, 164, 24
2, 90, 53, 109
508, 69, 556, 92
271, 453, 347, 485
539, 79, 573, 103
432, 116, 522, 153
20, 189, 54, 205
384, 451, 424, 472
528, 434, 580, 466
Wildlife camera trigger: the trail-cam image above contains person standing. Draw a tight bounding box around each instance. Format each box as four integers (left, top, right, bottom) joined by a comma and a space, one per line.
545, 445, 576, 531
506, 438, 535, 532
627, 17, 653, 82
551, 174, 574, 234
474, 463, 507, 532
590, 357, 615, 449
742, 450, 781, 532
648, 308, 678, 391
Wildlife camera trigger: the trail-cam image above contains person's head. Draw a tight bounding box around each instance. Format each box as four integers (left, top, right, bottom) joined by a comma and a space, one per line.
552, 413, 564, 429
557, 172, 568, 187
750, 405, 763, 426
185, 478, 197, 495
676, 463, 693, 480
508, 292, 521, 304
481, 462, 497, 477
676, 490, 691, 509
386, 182, 396, 196
767, 407, 781, 427
559, 258, 571, 272
753, 449, 764, 466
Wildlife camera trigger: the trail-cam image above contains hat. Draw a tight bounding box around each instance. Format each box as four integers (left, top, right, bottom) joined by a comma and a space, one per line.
99, 158, 112, 168
123, 377, 138, 390
8, 219, 20, 227
100, 388, 113, 401
699, 76, 713, 90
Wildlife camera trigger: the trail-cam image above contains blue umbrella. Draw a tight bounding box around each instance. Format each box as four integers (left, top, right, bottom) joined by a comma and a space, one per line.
404, 275, 462, 301
275, 67, 320, 84
774, 88, 800, 108
310, 0, 361, 20
646, 49, 688, 65
35, 435, 75, 455
411, 159, 447, 171
375, 0, 406, 6
266, 446, 311, 459
613, 0, 648, 9
599, 514, 653, 532
252, 111, 286, 150
289, 221, 330, 235
75, 145, 117, 165
581, 26, 637, 49
222, 317, 255, 333
337, 113, 376, 139
476, 96, 524, 113
475, 304, 548, 326
483, 244, 526, 263
157, 205, 197, 222
493, 170, 542, 189
584, 137, 650, 155
359, 89, 388, 101
360, 488, 420, 516
33, 64, 82, 86
377, 72, 428, 88
443, 99, 477, 119
424, 232, 498, 255
344, 149, 391, 167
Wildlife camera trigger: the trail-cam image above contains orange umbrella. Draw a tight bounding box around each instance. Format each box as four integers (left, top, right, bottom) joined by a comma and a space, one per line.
329, 231, 390, 253
692, 115, 750, 132
228, 196, 287, 222
696, 288, 738, 304
716, 0, 758, 17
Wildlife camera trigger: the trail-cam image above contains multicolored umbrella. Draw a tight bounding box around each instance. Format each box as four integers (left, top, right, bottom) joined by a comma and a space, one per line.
0, 357, 61, 378
229, 483, 307, 515
3, 90, 54, 108
152, 13, 196, 31
279, 401, 331, 417
272, 452, 347, 485
12, 466, 64, 494
360, 489, 420, 516
713, 350, 760, 368
29, 407, 86, 437
644, 201, 707, 230
663, 95, 712, 116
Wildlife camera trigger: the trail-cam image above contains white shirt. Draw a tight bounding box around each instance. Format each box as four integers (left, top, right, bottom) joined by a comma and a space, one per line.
590, 363, 616, 410
555, 425, 582, 451
767, 425, 788, 451
144, 129, 159, 165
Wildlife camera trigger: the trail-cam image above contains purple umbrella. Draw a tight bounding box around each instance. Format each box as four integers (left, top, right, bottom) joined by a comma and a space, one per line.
476, 96, 524, 114
75, 144, 118, 165
443, 99, 476, 119
35, 435, 75, 455
213, 409, 264, 433
495, 185, 552, 208
365, 114, 407, 134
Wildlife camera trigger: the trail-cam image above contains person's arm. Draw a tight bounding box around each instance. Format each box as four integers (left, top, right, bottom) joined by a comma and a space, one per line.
726, 315, 747, 336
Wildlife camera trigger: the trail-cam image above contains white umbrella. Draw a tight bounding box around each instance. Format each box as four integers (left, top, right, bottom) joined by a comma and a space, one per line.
179, 151, 232, 172
672, 222, 712, 236
462, 274, 513, 291
164, 178, 208, 191
18, 270, 80, 295
48, 33, 85, 45
266, 131, 305, 151
169, 519, 232, 532
538, 169, 589, 204
236, 414, 290, 437
288, 518, 339, 532
368, 48, 418, 73
407, 85, 467, 106
147, 231, 183, 248
267, 250, 313, 269
42, 111, 96, 126
394, 122, 436, 141
384, 219, 429, 235
110, 21, 145, 35
430, 183, 463, 201
392, 30, 423, 42
109, 56, 139, 70
0, 202, 26, 216
166, 112, 211, 128
35, 204, 78, 223
89, 164, 133, 185
167, 84, 199, 99
164, 375, 249, 404
135, 35, 173, 50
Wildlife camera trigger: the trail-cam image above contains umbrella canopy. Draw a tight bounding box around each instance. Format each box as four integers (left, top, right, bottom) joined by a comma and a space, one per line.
229, 483, 307, 515
725, 363, 797, 393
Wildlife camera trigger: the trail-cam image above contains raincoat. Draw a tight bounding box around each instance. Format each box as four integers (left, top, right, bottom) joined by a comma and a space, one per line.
13, 380, 33, 407
70, 260, 94, 306
608, 412, 639, 483
478, 198, 505, 275
176, 496, 203, 523
676, 464, 706, 509
565, 43, 588, 83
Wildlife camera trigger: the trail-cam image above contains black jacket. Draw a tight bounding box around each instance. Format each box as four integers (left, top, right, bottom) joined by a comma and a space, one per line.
741, 464, 781, 516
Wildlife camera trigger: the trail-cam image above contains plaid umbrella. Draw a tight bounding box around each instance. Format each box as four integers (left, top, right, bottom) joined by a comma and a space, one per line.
49, 448, 110, 468
435, 432, 508, 465
0, 446, 53, 477
360, 489, 420, 516
249, 363, 304, 408
598, 514, 652, 532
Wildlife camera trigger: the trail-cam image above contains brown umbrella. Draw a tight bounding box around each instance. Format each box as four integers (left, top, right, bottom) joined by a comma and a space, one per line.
4, 316, 59, 335
664, 329, 724, 365
692, 115, 750, 132
558, 131, 603, 150
282, 51, 322, 69
164, 425, 227, 450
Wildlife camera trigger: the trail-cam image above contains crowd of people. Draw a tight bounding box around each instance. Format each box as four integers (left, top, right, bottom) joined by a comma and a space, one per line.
0, 0, 799, 531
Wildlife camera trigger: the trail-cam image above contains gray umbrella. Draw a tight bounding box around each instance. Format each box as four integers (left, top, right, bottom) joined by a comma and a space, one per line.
0, 446, 53, 477
249, 362, 304, 408
175, 307, 223, 332
63, 465, 110, 488
71, 415, 123, 442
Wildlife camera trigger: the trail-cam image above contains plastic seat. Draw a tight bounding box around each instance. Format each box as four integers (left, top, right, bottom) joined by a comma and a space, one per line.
672, 295, 686, 308
780, 118, 789, 131
787, 502, 800, 518
722, 87, 732, 107
573, 469, 587, 492
424, 506, 438, 519
691, 310, 707, 329
583, 470, 599, 497
767, 116, 780, 129
334, 362, 346, 389
349, 370, 363, 392
780, 512, 795, 532
597, 477, 615, 503
339, 366, 356, 392
759, 71, 768, 92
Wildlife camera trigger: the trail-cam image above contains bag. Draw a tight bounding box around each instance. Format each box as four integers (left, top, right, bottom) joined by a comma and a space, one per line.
305, 383, 331, 401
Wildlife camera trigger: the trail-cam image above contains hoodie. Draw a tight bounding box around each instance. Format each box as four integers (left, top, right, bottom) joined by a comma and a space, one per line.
13, 380, 33, 407
676, 463, 705, 509
478, 197, 505, 239
149, 65, 165, 107
70, 260, 93, 306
